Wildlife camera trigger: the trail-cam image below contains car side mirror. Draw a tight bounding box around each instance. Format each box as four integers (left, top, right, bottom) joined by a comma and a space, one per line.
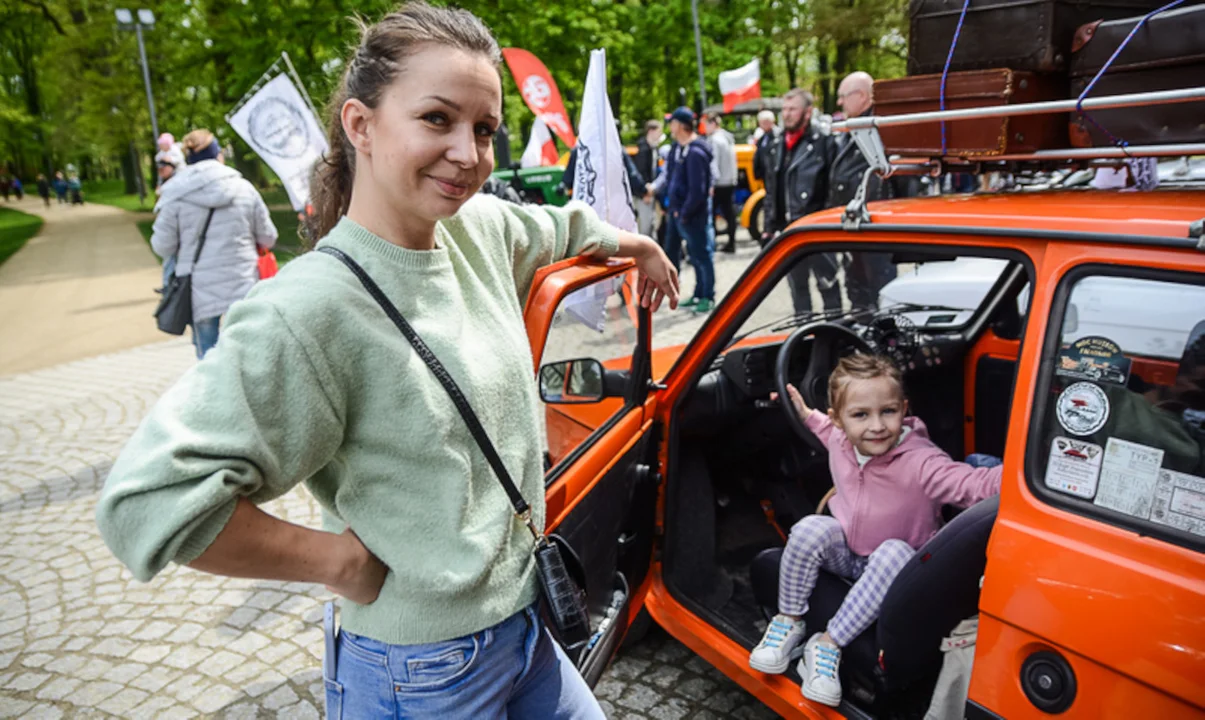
539, 358, 606, 404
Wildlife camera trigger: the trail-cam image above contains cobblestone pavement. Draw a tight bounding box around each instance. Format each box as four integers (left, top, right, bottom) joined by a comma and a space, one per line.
0, 235, 783, 719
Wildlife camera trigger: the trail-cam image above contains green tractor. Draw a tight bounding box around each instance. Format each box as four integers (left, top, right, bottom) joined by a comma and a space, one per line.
485, 164, 569, 206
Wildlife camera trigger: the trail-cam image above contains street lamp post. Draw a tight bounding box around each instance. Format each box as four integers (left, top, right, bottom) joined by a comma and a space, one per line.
115, 8, 159, 144
691, 0, 708, 111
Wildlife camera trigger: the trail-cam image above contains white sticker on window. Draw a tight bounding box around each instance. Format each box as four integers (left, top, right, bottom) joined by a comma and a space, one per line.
1044, 437, 1104, 499
1094, 438, 1165, 520
1056, 382, 1110, 436
1151, 469, 1205, 538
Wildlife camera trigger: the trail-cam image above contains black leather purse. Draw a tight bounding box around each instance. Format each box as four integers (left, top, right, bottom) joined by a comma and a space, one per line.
318, 246, 592, 648
154, 208, 215, 335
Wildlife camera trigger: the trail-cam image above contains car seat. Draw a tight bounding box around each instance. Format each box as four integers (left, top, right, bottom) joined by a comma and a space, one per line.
749, 496, 999, 701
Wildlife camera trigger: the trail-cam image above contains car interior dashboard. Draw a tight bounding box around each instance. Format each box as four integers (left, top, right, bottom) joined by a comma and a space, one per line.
679, 312, 970, 436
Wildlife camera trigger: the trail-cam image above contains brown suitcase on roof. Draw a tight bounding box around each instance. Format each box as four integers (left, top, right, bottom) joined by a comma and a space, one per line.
907, 0, 1200, 75
873, 69, 1068, 157
1069, 5, 1205, 147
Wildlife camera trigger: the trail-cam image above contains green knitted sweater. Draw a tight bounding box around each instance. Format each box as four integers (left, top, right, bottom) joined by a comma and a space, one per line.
97, 196, 620, 644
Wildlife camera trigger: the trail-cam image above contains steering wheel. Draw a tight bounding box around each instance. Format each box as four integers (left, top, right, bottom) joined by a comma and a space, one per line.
775, 322, 874, 450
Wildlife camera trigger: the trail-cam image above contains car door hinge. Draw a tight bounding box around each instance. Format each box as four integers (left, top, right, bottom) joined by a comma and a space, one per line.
1190, 218, 1204, 250
647, 380, 667, 391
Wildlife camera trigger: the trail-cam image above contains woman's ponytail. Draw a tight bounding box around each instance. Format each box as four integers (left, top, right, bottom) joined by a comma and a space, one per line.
308, 80, 355, 242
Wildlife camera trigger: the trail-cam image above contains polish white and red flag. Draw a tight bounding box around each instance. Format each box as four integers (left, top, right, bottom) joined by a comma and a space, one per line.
718, 58, 761, 113
519, 117, 559, 168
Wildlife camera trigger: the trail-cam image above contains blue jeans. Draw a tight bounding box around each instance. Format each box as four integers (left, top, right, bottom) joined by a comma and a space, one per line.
324, 605, 604, 719
191, 316, 220, 359
677, 213, 714, 301
662, 211, 683, 272
966, 453, 1003, 468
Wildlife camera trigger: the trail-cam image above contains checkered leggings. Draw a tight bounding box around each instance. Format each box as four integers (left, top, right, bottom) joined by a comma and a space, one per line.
778, 515, 915, 647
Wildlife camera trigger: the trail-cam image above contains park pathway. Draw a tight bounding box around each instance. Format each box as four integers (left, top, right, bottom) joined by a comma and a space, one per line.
0, 195, 167, 376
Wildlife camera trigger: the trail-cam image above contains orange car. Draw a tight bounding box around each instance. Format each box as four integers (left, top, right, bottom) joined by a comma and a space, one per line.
520, 181, 1205, 718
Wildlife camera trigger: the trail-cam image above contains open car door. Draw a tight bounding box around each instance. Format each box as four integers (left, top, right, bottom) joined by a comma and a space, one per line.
523, 256, 661, 686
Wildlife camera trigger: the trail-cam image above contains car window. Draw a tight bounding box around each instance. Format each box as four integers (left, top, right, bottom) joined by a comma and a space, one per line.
540, 272, 638, 466
1030, 271, 1205, 549
728, 250, 1007, 347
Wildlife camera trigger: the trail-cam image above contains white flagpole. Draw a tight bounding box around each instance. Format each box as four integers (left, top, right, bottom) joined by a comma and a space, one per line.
281, 51, 324, 126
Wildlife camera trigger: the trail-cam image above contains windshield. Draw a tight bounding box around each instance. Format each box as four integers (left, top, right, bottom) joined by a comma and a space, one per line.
729, 251, 1010, 348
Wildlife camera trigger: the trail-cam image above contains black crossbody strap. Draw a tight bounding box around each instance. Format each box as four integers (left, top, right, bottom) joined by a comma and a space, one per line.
190, 208, 217, 268
317, 246, 538, 531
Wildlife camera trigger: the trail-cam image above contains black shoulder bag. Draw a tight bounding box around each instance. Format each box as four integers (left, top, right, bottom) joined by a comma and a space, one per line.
154, 208, 216, 336
317, 246, 592, 648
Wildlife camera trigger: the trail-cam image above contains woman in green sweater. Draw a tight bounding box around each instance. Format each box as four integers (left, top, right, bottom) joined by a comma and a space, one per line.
96, 3, 677, 718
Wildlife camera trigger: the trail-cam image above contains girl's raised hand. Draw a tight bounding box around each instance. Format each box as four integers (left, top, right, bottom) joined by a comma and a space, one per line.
785, 383, 813, 420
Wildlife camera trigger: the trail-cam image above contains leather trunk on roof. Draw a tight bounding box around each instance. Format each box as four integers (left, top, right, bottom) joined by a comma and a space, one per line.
1068, 5, 1205, 147
873, 69, 1068, 157
907, 0, 1200, 75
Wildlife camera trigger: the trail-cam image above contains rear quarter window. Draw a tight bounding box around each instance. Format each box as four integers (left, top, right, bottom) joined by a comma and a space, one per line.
1028, 267, 1205, 551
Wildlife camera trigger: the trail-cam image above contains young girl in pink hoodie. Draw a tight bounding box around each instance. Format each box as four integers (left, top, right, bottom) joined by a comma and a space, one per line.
748, 353, 1002, 707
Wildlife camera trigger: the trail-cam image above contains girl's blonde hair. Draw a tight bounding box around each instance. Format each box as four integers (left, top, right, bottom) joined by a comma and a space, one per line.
828, 353, 905, 414
309, 2, 501, 241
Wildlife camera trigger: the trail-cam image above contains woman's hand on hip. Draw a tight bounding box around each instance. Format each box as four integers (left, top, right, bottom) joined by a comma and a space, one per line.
325, 528, 388, 605
617, 232, 679, 312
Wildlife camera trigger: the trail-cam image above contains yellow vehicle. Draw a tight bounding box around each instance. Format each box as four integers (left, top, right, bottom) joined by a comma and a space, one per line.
736, 143, 765, 239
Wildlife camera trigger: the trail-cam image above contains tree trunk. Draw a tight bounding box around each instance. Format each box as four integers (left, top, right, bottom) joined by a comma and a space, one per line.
818, 49, 833, 113
121, 146, 138, 195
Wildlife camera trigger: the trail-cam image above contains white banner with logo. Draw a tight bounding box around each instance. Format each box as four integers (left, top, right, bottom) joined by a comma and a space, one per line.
574, 49, 636, 233
228, 73, 327, 211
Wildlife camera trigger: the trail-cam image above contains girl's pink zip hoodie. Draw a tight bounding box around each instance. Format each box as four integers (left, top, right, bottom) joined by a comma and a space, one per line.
805, 412, 1003, 556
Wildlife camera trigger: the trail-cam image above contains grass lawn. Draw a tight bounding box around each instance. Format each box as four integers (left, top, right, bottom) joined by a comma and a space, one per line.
85, 180, 294, 213
0, 206, 44, 267
82, 179, 158, 212
135, 208, 304, 266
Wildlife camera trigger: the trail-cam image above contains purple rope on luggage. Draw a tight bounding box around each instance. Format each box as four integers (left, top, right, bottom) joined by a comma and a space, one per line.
938, 0, 973, 156
1075, 0, 1185, 149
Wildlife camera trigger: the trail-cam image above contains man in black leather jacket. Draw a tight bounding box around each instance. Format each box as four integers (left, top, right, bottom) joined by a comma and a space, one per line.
761, 89, 837, 315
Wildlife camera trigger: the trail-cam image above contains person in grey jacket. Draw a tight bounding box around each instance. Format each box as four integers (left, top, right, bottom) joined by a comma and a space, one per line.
704, 115, 739, 253
152, 129, 277, 358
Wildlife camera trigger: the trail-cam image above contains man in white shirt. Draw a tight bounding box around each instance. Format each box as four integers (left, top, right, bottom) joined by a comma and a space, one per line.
704, 115, 739, 253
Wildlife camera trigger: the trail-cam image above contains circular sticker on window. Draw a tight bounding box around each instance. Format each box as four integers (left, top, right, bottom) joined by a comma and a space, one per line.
1056, 382, 1110, 436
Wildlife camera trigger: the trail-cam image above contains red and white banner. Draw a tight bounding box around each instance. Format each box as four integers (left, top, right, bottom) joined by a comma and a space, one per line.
718, 58, 761, 113
519, 117, 559, 168
502, 48, 577, 148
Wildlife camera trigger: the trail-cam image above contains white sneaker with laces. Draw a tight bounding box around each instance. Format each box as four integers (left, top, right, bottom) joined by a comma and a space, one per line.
748, 614, 806, 674
799, 633, 843, 707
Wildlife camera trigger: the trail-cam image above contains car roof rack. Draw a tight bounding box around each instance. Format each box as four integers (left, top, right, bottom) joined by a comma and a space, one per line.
829, 86, 1205, 230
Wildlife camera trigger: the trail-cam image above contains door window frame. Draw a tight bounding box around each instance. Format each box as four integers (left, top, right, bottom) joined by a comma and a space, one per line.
534, 267, 653, 485
1025, 262, 1205, 553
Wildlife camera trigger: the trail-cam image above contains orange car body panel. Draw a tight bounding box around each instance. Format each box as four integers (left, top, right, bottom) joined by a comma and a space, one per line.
527, 190, 1205, 718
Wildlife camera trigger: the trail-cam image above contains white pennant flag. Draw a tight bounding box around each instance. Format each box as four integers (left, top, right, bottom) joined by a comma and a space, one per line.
573, 49, 636, 233
520, 117, 558, 168
227, 73, 328, 212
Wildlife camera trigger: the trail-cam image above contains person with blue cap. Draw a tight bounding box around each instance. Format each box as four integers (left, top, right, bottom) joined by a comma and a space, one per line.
662, 106, 716, 313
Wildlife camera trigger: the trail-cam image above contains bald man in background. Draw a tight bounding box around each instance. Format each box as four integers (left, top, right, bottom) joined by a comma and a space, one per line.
826, 72, 877, 210
826, 71, 901, 308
